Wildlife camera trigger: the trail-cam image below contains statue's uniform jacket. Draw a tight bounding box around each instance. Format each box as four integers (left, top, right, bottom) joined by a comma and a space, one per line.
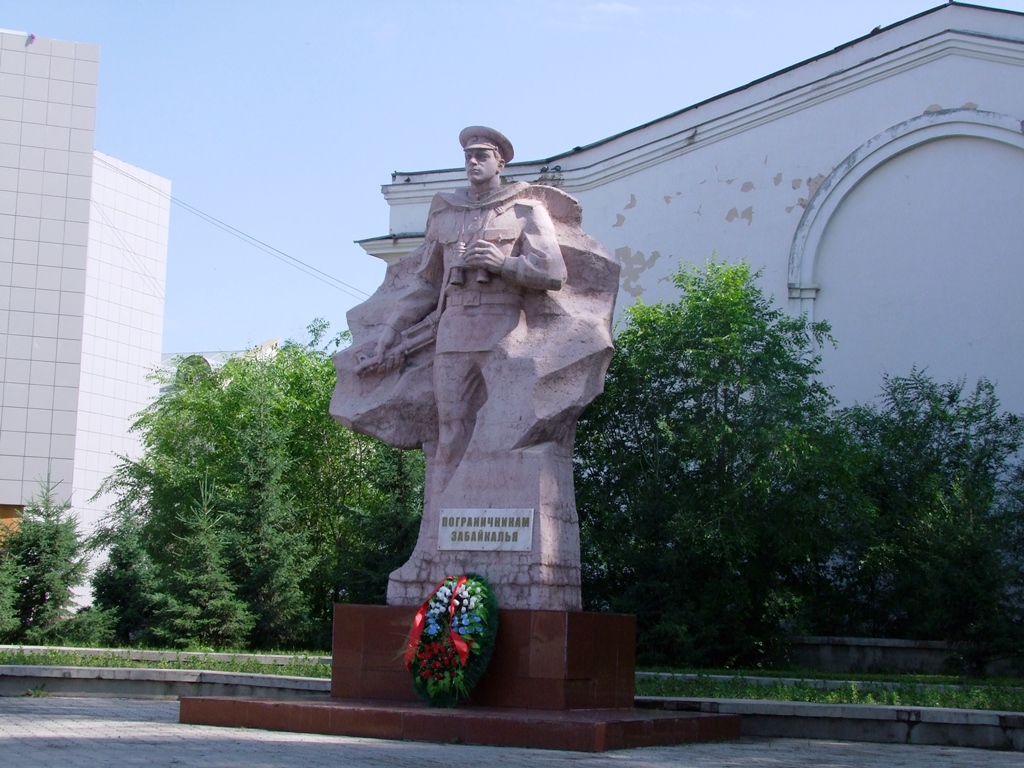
382, 182, 568, 491
384, 182, 568, 353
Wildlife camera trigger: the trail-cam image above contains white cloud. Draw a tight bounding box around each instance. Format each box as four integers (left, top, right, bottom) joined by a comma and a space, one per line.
585, 1, 642, 21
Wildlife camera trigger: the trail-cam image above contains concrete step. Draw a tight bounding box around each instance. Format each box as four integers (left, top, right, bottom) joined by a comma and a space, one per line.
637, 696, 1024, 751
2, 664, 1021, 751
0, 664, 330, 699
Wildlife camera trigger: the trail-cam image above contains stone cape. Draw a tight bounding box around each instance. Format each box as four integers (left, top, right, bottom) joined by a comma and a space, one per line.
331, 182, 619, 610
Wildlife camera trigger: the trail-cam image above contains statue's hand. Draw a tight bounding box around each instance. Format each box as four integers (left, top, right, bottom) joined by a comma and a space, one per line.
376, 325, 399, 356
376, 325, 405, 373
463, 239, 506, 273
356, 325, 402, 376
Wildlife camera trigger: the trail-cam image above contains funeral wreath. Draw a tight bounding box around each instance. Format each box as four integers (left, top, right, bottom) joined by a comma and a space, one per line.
404, 574, 498, 707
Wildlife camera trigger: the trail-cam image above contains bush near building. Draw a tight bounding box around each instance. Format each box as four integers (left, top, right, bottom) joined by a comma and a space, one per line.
814, 371, 1024, 673
575, 260, 1024, 671
91, 320, 422, 651
575, 260, 842, 667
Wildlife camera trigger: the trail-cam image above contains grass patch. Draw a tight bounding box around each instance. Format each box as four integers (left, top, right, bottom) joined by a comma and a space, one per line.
4, 647, 1023, 712
636, 673, 1024, 712
640, 665, 1024, 687
0, 648, 332, 679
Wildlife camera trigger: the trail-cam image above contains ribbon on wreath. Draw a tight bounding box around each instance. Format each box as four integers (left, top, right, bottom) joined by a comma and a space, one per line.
403, 575, 471, 669
403, 576, 450, 670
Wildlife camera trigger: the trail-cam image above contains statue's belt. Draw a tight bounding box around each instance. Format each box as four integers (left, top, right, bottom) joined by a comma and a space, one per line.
445, 292, 523, 308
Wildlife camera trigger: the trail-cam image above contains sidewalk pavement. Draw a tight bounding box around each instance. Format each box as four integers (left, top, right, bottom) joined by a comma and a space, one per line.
1, 696, 1021, 767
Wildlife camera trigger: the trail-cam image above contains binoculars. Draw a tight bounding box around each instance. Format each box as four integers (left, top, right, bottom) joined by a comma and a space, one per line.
451, 240, 492, 285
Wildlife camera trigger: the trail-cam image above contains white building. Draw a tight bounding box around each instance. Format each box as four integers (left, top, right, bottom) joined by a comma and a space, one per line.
0, 29, 169, 536
361, 2, 1024, 413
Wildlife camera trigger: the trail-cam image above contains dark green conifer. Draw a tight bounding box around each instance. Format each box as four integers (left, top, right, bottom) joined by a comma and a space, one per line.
4, 479, 88, 644
148, 485, 253, 650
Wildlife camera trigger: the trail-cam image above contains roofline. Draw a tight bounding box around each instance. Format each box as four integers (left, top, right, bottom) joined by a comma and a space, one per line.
392, 2, 1023, 176
355, 232, 424, 245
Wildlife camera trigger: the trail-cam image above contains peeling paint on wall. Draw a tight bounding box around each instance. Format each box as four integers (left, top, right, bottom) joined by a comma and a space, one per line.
924, 103, 943, 114
614, 194, 636, 225
741, 181, 755, 192
726, 205, 754, 224
615, 246, 662, 297
806, 174, 826, 198
774, 173, 783, 186
796, 174, 827, 208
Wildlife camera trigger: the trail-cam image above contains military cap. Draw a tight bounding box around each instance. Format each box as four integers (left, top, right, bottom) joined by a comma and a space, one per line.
459, 126, 514, 164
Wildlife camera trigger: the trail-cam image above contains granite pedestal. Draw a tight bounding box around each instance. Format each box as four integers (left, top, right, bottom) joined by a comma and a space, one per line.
180, 604, 741, 751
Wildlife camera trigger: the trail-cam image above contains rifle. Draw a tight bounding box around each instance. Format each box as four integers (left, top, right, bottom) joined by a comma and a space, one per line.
353, 310, 439, 375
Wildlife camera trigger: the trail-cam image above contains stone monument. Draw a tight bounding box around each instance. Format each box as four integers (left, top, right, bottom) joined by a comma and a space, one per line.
331, 126, 619, 611
181, 128, 742, 748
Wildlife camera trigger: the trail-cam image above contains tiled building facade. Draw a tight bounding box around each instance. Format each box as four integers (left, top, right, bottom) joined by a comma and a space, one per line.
0, 29, 168, 536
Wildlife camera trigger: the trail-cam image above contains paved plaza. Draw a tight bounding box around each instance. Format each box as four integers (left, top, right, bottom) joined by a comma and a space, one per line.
0, 696, 1020, 767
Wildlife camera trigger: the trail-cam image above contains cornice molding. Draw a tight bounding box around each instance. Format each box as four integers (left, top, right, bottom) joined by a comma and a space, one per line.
381, 30, 1024, 211
357, 234, 424, 263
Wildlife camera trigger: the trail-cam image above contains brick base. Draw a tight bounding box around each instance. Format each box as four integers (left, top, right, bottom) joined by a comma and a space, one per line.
179, 697, 741, 752
331, 604, 635, 709
178, 604, 742, 752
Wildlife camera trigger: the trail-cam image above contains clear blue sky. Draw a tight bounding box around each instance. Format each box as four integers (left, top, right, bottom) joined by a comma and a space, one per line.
6, 1, 1024, 353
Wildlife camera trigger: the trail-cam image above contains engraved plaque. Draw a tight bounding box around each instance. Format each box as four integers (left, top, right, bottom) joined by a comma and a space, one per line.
438, 508, 534, 551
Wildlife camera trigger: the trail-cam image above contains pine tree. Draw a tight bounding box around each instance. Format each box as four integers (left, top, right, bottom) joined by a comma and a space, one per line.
224, 357, 309, 649
0, 549, 21, 640
5, 479, 87, 643
148, 485, 253, 650
91, 522, 158, 645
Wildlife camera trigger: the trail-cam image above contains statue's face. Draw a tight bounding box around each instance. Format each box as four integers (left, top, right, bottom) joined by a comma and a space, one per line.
465, 148, 504, 185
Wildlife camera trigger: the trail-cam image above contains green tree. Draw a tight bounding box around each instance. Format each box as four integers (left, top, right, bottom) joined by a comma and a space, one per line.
324, 445, 423, 605
817, 370, 1024, 670
147, 485, 254, 649
90, 517, 158, 645
0, 545, 21, 640
575, 260, 841, 666
96, 320, 422, 650
3, 479, 88, 644
222, 355, 308, 649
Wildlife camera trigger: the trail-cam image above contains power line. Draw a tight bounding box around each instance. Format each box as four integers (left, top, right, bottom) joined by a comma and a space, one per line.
91, 155, 373, 301
90, 200, 166, 299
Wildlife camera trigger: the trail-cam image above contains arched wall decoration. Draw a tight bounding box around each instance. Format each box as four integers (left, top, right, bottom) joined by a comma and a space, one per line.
787, 108, 1024, 320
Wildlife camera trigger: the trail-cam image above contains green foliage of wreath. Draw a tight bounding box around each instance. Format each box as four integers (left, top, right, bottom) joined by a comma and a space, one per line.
405, 574, 498, 708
